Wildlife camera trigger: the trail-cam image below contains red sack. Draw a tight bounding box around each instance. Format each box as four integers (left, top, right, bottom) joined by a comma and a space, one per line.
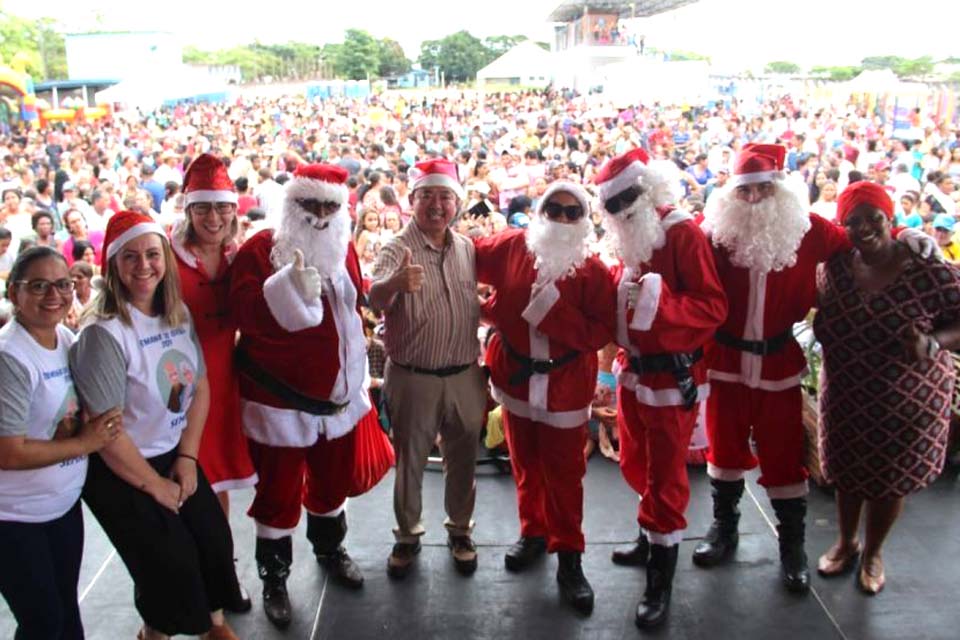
348, 406, 395, 496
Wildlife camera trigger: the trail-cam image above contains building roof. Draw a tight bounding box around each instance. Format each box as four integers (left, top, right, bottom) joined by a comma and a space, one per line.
477, 41, 554, 80
547, 0, 699, 22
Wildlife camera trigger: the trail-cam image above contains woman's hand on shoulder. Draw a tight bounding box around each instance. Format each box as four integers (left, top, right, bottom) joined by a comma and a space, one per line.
77, 407, 123, 454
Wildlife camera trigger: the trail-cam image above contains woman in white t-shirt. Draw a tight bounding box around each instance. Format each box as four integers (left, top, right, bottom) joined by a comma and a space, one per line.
0, 246, 119, 639
70, 211, 240, 640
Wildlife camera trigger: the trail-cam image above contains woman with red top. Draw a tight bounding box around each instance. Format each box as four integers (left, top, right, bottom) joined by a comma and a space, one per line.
173, 154, 258, 612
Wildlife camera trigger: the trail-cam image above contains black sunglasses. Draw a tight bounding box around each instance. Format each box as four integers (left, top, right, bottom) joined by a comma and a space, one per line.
543, 201, 584, 221
296, 198, 341, 216
603, 185, 643, 214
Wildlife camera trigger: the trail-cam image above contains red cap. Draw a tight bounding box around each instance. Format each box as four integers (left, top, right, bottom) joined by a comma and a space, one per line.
103, 210, 165, 261
593, 148, 650, 200
182, 153, 237, 206
409, 159, 464, 199
730, 144, 786, 186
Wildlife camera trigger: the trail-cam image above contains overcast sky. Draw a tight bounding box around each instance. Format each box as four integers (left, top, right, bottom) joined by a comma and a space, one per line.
8, 0, 959, 70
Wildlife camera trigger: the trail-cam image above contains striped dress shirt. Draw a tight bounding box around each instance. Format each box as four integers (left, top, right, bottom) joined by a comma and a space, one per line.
372, 221, 480, 369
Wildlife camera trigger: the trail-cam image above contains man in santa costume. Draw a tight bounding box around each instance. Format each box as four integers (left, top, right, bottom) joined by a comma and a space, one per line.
595, 148, 728, 629
694, 143, 935, 594
230, 163, 377, 629
475, 180, 616, 614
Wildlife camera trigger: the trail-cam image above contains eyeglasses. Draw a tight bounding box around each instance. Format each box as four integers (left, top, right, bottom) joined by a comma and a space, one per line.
414, 190, 457, 205
603, 185, 643, 214
190, 202, 236, 216
15, 278, 76, 296
542, 201, 584, 221
296, 198, 342, 216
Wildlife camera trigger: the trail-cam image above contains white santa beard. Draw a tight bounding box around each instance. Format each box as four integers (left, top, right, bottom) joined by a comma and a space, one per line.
706, 183, 811, 273
271, 204, 351, 277
525, 213, 592, 284
601, 195, 665, 269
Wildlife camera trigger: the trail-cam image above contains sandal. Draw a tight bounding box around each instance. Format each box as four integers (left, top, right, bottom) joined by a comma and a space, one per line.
817, 541, 862, 577
857, 555, 885, 595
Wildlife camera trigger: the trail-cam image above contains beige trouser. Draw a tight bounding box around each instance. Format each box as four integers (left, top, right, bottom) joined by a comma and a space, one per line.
384, 360, 488, 543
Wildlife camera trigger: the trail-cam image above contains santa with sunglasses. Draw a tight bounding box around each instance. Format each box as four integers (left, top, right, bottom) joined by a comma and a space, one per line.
595, 148, 728, 630
229, 164, 392, 629
474, 181, 617, 615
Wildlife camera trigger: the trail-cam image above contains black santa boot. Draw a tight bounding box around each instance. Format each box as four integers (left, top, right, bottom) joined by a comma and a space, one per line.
556, 551, 595, 614
635, 543, 679, 629
692, 478, 744, 567
307, 511, 364, 588
771, 497, 811, 594
256, 536, 293, 629
612, 528, 650, 566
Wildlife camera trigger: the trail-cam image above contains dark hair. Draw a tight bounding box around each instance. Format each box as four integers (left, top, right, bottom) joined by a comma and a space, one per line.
0, 227, 11, 241
69, 260, 94, 279
71, 239, 94, 262
7, 246, 67, 299
31, 210, 54, 231
246, 207, 266, 221
2, 188, 21, 202
508, 195, 532, 215
36, 178, 50, 195
847, 170, 864, 185
164, 182, 180, 198
235, 176, 249, 192
275, 174, 290, 186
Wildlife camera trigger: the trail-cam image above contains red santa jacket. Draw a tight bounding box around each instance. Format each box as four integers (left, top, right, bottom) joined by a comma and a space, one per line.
706, 213, 849, 390
475, 229, 616, 428
613, 209, 728, 407
230, 230, 371, 446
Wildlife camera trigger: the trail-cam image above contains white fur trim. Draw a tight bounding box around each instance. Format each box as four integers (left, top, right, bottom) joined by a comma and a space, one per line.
615, 267, 639, 352
706, 463, 746, 481
306, 501, 346, 517
241, 386, 373, 447
706, 369, 804, 392
412, 174, 465, 199
535, 181, 591, 218
521, 282, 561, 327
170, 229, 197, 268
285, 177, 348, 205
766, 481, 809, 500
599, 161, 646, 201
628, 273, 661, 331
209, 473, 258, 495
256, 522, 296, 539
528, 327, 550, 413
617, 375, 709, 407
183, 190, 238, 205
644, 528, 685, 547
491, 385, 590, 428
661, 208, 693, 231
263, 263, 324, 332
105, 221, 165, 259
729, 170, 782, 187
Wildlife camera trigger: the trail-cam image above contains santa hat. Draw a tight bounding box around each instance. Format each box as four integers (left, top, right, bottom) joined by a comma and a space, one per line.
284, 163, 349, 205
729, 144, 786, 187
593, 148, 651, 201
182, 154, 238, 206
409, 159, 465, 199
103, 210, 166, 261
535, 181, 591, 218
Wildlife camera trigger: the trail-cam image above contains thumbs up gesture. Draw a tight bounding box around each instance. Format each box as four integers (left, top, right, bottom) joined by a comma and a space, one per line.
391, 247, 426, 293
901, 322, 933, 362
290, 249, 322, 301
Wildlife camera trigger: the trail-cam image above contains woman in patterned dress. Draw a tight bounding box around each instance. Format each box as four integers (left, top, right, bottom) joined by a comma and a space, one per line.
814, 182, 960, 594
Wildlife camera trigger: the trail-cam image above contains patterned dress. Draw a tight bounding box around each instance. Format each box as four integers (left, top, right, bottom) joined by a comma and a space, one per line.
814, 252, 960, 499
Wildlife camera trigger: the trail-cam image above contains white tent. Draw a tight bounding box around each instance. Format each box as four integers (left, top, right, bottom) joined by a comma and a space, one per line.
477, 41, 555, 88
95, 67, 230, 110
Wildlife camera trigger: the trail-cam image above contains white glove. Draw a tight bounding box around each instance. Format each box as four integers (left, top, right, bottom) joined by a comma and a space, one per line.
898, 227, 942, 260
290, 249, 322, 301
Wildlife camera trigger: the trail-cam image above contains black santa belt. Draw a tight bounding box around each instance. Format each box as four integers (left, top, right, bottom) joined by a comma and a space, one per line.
627, 347, 704, 411
235, 349, 349, 416
715, 329, 793, 356
499, 335, 580, 386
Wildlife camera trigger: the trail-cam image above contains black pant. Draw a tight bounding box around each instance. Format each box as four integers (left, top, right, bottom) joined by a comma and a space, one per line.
83, 448, 239, 636
0, 500, 85, 640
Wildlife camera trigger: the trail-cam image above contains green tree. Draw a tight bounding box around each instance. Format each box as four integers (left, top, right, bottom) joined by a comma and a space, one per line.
418, 30, 491, 83
861, 55, 905, 70
0, 12, 67, 80
810, 65, 861, 81
377, 38, 410, 78
484, 35, 527, 57
764, 61, 800, 74
893, 55, 933, 79
331, 29, 380, 80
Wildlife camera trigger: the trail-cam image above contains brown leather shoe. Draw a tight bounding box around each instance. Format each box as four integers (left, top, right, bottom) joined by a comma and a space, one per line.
448, 535, 478, 575
387, 541, 422, 579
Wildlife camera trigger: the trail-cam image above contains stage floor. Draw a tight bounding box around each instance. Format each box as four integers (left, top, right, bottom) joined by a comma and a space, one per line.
3, 457, 958, 639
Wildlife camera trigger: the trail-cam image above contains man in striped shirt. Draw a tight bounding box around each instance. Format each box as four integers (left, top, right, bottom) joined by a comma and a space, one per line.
369, 159, 488, 579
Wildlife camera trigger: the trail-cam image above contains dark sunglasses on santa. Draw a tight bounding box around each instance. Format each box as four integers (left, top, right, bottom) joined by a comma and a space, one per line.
603, 185, 643, 214
296, 198, 341, 216
543, 201, 584, 221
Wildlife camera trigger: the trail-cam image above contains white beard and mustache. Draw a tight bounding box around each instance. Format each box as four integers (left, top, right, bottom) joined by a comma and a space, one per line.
525, 212, 592, 285
601, 193, 665, 269
704, 180, 811, 273
270, 201, 351, 277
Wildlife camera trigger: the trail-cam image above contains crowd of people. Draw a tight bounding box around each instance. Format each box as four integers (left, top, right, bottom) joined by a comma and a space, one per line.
1, 86, 960, 638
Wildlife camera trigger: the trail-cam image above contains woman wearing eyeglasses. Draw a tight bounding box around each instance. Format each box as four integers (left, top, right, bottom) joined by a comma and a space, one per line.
172, 155, 256, 612
0, 246, 120, 639
69, 211, 241, 640
474, 181, 617, 614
